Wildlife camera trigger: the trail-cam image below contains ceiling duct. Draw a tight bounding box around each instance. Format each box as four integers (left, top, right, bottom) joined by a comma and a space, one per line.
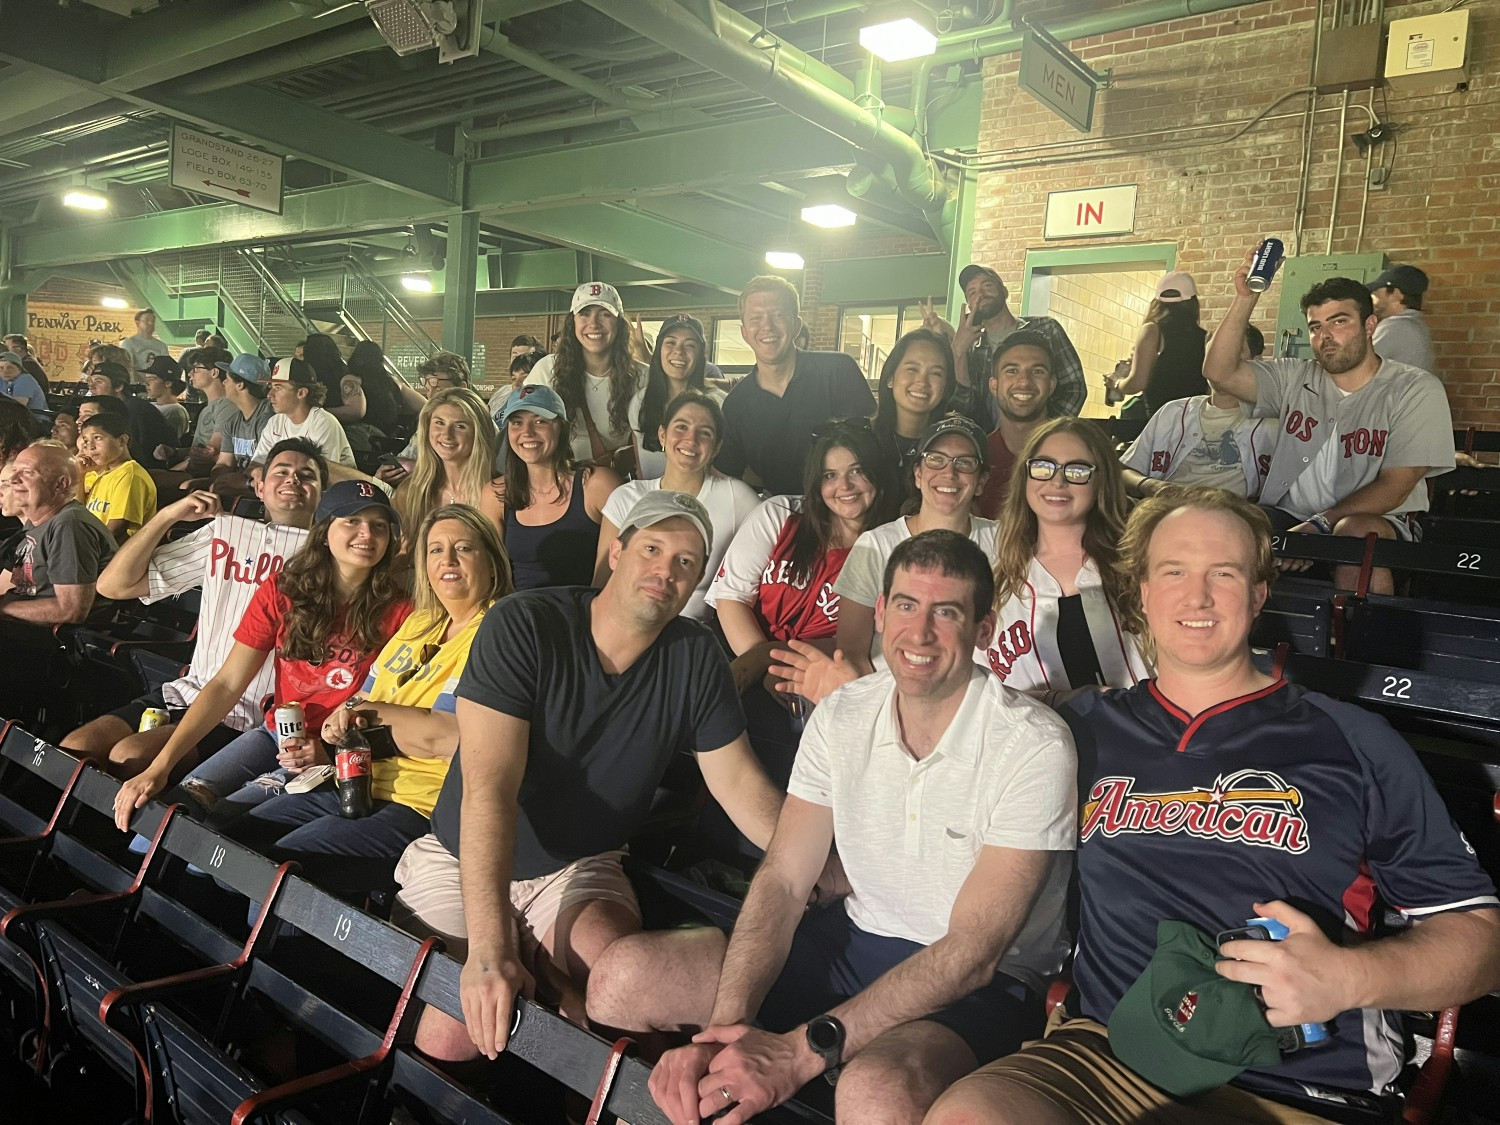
365, 0, 485, 62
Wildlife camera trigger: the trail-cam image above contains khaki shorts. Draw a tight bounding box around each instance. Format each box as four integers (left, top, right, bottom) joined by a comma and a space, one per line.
391, 833, 640, 963
941, 1010, 1338, 1125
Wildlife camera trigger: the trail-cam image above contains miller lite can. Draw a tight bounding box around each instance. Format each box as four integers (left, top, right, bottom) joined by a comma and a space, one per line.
1246, 238, 1284, 293
335, 729, 374, 820
274, 701, 306, 748
138, 707, 169, 733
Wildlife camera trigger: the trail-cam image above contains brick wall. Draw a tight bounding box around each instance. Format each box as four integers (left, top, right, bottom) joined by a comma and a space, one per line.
969, 0, 1500, 424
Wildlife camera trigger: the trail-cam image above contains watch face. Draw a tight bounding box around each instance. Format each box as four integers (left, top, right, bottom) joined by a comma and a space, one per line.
808, 1018, 840, 1051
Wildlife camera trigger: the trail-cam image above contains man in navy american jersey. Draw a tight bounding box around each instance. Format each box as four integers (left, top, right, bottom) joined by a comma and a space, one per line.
929, 487, 1500, 1125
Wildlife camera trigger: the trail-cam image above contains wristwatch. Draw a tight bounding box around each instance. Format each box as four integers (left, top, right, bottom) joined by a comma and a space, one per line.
805, 1014, 846, 1084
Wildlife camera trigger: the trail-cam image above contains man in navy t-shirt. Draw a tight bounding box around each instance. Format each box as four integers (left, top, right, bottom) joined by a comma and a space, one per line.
393, 491, 784, 1065
928, 489, 1500, 1125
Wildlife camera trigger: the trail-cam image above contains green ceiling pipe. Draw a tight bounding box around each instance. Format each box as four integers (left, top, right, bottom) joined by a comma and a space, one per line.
584, 0, 941, 229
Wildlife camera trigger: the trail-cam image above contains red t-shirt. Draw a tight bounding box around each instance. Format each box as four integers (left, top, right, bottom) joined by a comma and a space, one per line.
754, 513, 850, 642
234, 576, 413, 731
976, 429, 1021, 519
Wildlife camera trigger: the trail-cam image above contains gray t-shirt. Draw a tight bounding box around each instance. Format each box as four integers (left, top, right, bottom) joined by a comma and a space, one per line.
1372, 310, 1435, 377
220, 399, 274, 469
192, 397, 238, 448
6, 502, 117, 599
120, 334, 171, 373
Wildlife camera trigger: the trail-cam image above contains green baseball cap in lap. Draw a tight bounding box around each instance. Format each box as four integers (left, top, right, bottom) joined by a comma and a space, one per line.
1108, 919, 1283, 1098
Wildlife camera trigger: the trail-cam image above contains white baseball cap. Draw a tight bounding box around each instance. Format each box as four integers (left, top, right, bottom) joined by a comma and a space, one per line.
1156, 272, 1197, 302
570, 281, 624, 317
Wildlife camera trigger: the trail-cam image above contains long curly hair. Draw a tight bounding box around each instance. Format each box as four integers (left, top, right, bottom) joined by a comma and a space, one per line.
274, 510, 407, 662
991, 417, 1133, 620
395, 388, 498, 534
411, 502, 514, 623
550, 310, 639, 438
786, 421, 896, 587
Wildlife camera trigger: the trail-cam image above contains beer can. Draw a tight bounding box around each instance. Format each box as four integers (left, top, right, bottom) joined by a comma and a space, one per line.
1246, 238, 1284, 293
138, 707, 169, 733
274, 701, 306, 747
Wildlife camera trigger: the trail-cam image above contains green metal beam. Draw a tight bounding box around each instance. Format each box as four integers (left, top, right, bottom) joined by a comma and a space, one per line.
403, 285, 731, 319
443, 212, 481, 362
11, 182, 447, 270
495, 203, 764, 295
465, 116, 855, 211
819, 254, 951, 303
0, 5, 458, 203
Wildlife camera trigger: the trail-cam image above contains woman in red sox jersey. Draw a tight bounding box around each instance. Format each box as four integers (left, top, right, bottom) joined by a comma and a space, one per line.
114, 480, 412, 831
982, 418, 1149, 701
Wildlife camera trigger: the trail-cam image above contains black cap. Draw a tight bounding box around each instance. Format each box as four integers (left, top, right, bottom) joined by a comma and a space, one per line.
919, 412, 989, 468
958, 264, 1001, 292
1368, 264, 1428, 297
144, 354, 183, 380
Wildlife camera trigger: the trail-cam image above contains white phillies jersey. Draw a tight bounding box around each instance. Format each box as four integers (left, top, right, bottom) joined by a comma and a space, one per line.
144, 515, 310, 730
1247, 358, 1453, 518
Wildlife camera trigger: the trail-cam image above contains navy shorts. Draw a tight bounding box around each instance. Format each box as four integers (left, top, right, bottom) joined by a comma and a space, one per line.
756, 901, 1043, 1065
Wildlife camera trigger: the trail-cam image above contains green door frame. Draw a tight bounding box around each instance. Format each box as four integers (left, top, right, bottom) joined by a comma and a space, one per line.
1018, 242, 1178, 317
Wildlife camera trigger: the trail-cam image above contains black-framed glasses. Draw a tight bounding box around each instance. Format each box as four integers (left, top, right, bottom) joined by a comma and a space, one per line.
1027, 457, 1096, 485
921, 450, 982, 475
811, 416, 874, 439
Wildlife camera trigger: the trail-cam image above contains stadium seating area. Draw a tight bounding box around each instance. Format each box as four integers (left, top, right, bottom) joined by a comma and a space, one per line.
2, 415, 1500, 1124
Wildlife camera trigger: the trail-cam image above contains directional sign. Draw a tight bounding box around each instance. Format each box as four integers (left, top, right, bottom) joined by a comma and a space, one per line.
170, 124, 284, 214
1017, 26, 1102, 133
1044, 185, 1137, 239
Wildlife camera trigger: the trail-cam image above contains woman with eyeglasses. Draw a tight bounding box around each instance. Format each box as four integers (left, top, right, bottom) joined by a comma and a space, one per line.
216, 505, 513, 893
593, 390, 759, 618
707, 418, 895, 782
492, 383, 621, 591
114, 481, 412, 831
871, 328, 956, 494
981, 417, 1149, 702
834, 413, 999, 676
635, 314, 725, 480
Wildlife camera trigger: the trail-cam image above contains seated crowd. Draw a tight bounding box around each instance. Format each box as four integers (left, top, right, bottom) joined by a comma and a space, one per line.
2, 243, 1494, 1125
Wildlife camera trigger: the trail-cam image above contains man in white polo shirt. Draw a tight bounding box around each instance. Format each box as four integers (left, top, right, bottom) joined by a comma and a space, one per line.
60, 438, 326, 776
588, 530, 1077, 1125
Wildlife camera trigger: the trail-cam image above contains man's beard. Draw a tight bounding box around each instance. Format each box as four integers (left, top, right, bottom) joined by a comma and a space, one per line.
1318, 335, 1370, 375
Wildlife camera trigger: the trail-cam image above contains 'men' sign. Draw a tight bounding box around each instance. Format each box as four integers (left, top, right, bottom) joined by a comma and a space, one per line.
1043, 185, 1138, 240
1018, 29, 1098, 133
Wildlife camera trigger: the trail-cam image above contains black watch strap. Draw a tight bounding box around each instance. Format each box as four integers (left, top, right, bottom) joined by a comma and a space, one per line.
805, 1014, 846, 1084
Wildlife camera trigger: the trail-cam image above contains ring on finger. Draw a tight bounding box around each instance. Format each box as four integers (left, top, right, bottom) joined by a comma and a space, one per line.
720, 1086, 733, 1105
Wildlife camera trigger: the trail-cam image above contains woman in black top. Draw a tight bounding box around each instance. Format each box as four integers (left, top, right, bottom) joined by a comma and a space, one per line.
872, 328, 955, 500
1108, 271, 1207, 416
347, 340, 405, 436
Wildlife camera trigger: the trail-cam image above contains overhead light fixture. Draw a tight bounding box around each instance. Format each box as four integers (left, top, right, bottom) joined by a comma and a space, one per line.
401, 274, 435, 293
63, 190, 109, 211
859, 15, 937, 63
100, 297, 129, 310
801, 203, 858, 229
765, 250, 805, 270
365, 0, 484, 64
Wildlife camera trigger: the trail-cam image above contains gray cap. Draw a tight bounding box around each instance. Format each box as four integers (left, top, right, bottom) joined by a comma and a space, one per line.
0, 351, 22, 367
619, 489, 713, 555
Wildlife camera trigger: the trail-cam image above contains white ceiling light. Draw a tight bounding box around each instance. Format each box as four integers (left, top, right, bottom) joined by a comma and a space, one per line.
400, 274, 435, 292
859, 16, 938, 62
100, 297, 129, 309
63, 190, 109, 211
800, 203, 858, 229
765, 250, 806, 270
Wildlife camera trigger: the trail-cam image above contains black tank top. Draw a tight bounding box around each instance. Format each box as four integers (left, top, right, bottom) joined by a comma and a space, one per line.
1056, 594, 1103, 690
504, 471, 600, 590
1145, 319, 1208, 416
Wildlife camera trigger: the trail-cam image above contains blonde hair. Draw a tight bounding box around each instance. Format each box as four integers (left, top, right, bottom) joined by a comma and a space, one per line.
395, 388, 499, 537
991, 417, 1133, 618
1116, 485, 1277, 658
410, 502, 513, 622
738, 275, 801, 319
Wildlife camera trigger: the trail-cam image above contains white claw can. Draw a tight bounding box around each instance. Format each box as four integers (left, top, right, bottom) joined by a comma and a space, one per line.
274, 701, 306, 746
